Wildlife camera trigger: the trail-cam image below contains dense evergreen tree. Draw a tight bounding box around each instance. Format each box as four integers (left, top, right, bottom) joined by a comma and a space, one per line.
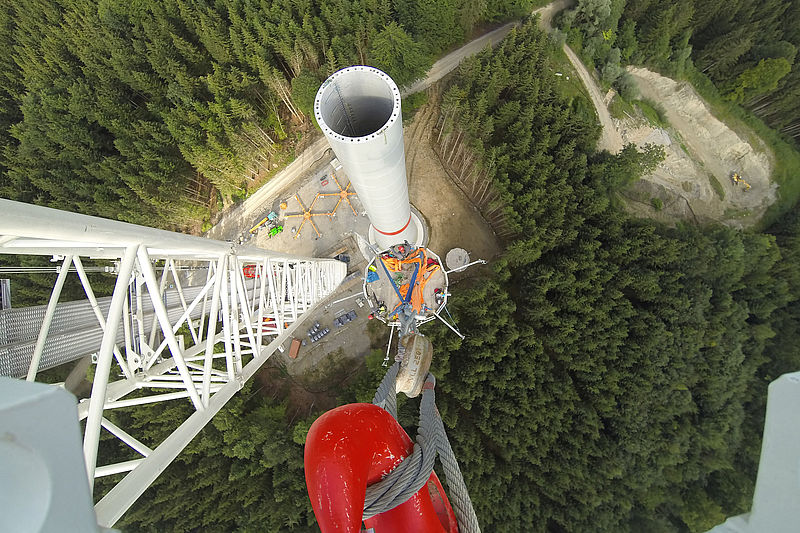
0, 0, 529, 226
96, 381, 317, 532
422, 20, 797, 531
560, 0, 800, 144
369, 22, 432, 86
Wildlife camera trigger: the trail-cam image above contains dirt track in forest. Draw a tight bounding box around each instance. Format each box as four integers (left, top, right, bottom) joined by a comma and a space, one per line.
531, 0, 776, 227
537, 0, 622, 154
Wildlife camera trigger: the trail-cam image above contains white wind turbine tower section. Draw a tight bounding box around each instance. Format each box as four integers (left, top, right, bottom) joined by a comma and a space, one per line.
0, 198, 346, 527
315, 66, 422, 249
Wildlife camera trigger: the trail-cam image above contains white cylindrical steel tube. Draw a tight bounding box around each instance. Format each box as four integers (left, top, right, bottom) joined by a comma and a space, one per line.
314, 66, 418, 248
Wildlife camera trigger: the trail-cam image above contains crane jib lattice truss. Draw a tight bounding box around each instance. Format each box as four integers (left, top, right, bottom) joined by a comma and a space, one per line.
0, 199, 346, 527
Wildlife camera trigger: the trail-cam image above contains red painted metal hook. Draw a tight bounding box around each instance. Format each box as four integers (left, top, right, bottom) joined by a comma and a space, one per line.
304, 403, 458, 533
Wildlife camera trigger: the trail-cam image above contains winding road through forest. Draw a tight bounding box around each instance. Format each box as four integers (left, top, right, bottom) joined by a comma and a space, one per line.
561, 45, 623, 153
209, 0, 619, 240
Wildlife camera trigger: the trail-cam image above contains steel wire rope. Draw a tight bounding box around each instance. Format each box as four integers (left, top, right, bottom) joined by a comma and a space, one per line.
365, 362, 481, 533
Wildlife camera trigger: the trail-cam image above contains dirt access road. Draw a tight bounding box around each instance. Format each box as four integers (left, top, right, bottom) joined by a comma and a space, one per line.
403, 23, 517, 96
209, 0, 576, 242
207, 136, 330, 241
562, 45, 624, 153
403, 0, 572, 95
534, 0, 623, 152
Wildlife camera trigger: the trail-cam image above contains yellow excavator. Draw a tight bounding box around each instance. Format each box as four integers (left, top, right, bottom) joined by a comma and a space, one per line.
731, 172, 752, 191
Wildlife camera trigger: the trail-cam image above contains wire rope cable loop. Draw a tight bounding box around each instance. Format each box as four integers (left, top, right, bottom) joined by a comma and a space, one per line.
367, 362, 482, 533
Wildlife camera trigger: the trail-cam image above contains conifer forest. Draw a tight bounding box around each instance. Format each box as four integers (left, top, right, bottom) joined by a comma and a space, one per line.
2, 1, 800, 532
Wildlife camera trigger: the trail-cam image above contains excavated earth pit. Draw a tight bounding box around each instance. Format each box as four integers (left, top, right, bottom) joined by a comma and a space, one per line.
619, 67, 776, 228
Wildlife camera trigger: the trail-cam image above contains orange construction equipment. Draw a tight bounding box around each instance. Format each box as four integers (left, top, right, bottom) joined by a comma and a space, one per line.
317, 174, 359, 216
284, 193, 328, 239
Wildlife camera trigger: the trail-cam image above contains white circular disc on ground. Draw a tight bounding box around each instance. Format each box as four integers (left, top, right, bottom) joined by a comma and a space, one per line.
446, 248, 470, 271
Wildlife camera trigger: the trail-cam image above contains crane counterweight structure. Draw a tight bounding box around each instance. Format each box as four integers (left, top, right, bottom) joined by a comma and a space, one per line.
0, 198, 346, 527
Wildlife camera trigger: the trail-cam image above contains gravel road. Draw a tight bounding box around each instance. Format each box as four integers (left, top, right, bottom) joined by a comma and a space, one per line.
402, 22, 519, 96
561, 44, 624, 153
211, 0, 628, 239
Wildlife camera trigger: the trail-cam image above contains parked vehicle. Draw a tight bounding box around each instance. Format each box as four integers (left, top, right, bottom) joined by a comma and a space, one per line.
289, 338, 301, 359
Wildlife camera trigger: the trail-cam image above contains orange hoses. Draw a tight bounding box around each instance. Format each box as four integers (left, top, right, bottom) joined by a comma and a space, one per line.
379, 248, 441, 313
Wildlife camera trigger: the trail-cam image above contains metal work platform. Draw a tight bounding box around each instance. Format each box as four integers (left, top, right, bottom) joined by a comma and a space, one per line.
364, 245, 448, 330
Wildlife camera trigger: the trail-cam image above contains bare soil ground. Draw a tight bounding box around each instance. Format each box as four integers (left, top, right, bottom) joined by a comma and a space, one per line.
618, 68, 776, 227
251, 98, 501, 396
405, 92, 502, 270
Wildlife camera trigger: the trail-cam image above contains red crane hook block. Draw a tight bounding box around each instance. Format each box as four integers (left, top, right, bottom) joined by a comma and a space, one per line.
304, 403, 459, 533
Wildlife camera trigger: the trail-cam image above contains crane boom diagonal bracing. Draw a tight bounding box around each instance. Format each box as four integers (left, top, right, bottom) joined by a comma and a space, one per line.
0, 199, 346, 527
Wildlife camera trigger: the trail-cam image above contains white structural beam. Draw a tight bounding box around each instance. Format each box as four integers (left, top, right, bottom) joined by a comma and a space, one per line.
83, 244, 139, 485
26, 255, 74, 381
92, 303, 327, 526
0, 199, 347, 526
706, 372, 800, 533
0, 199, 313, 261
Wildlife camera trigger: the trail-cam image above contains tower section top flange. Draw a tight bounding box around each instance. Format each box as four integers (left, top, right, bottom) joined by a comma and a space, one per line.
315, 66, 419, 248
315, 66, 401, 142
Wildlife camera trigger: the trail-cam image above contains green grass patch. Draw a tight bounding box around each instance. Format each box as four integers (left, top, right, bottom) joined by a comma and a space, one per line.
651, 197, 663, 210
634, 98, 668, 128
547, 44, 591, 103
608, 95, 636, 120
685, 66, 800, 226
708, 173, 726, 200
402, 91, 428, 122
723, 207, 753, 219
